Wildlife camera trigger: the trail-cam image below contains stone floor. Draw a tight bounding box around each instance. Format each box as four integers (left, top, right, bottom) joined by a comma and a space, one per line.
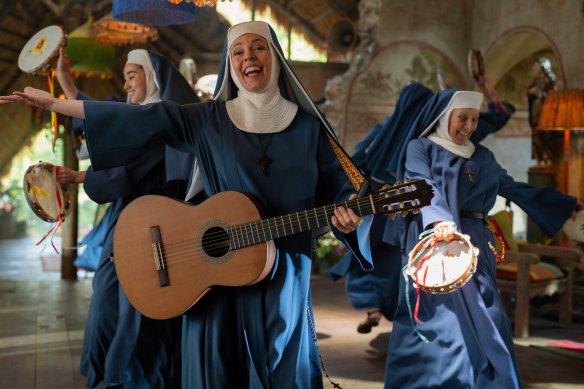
0, 237, 583, 388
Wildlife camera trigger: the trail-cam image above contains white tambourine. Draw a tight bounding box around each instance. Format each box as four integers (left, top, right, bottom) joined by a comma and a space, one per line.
406, 232, 478, 294
23, 162, 72, 223
18, 25, 65, 76
563, 211, 584, 242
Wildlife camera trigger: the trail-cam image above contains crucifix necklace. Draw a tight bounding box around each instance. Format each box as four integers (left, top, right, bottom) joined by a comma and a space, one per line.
255, 134, 273, 176
462, 159, 474, 183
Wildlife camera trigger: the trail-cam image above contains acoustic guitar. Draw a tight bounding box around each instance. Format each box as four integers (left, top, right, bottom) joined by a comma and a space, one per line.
113, 180, 433, 319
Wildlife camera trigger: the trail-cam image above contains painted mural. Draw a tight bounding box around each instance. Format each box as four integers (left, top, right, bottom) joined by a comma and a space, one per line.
342, 41, 465, 150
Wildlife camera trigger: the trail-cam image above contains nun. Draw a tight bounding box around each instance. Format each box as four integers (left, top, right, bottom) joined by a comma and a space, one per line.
54, 47, 200, 388
385, 89, 581, 388
328, 82, 516, 334
6, 21, 374, 388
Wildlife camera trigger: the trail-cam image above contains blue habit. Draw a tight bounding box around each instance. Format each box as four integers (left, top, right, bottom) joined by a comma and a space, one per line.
385, 137, 577, 388
82, 97, 372, 388
328, 83, 515, 323
76, 50, 199, 388
327, 82, 433, 320
80, 137, 183, 388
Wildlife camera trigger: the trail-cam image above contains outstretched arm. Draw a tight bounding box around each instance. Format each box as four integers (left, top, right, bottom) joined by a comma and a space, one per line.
0, 86, 85, 118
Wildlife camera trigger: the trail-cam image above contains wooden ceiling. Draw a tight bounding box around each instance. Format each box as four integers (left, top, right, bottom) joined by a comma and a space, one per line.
0, 0, 359, 176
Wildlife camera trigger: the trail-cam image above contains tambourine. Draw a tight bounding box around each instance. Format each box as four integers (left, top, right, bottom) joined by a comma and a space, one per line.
563, 211, 584, 242
18, 25, 65, 76
23, 162, 72, 223
467, 49, 484, 83
406, 231, 478, 294
195, 74, 218, 101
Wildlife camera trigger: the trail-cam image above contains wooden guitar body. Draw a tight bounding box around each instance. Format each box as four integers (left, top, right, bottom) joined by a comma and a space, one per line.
113, 191, 275, 320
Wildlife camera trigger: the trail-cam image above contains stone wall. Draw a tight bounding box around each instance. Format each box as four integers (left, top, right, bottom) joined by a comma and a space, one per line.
325, 0, 584, 237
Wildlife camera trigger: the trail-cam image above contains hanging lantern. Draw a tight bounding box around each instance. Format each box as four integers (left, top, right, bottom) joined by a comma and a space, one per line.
113, 0, 198, 26
94, 13, 159, 46
67, 18, 116, 79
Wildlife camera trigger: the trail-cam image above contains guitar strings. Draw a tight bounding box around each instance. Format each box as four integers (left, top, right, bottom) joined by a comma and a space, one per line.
154, 202, 420, 263
148, 190, 418, 257
153, 195, 377, 253
139, 190, 422, 266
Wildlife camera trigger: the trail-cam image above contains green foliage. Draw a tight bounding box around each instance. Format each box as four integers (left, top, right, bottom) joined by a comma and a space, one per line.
314, 231, 347, 274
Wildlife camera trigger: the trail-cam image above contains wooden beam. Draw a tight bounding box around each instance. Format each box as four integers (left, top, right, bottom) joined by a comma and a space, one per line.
0, 25, 28, 42
321, 0, 353, 19
168, 25, 206, 53
155, 28, 192, 64
287, 0, 303, 8
265, 0, 325, 46
0, 108, 22, 139
0, 42, 20, 55
0, 129, 15, 149
310, 9, 333, 24
0, 63, 23, 97
39, 0, 64, 18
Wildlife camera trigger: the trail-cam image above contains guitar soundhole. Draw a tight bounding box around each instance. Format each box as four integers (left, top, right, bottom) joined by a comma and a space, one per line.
201, 226, 230, 258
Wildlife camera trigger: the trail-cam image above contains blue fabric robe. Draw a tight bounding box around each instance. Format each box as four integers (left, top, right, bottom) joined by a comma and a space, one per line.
75, 49, 198, 388
80, 136, 182, 389
82, 97, 372, 388
385, 138, 577, 388
327, 83, 433, 320
328, 82, 515, 322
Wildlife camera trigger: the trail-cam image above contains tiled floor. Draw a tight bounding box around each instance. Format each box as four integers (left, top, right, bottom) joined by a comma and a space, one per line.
0, 237, 583, 388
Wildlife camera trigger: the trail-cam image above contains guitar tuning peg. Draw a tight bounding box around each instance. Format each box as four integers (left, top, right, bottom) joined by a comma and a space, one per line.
395, 181, 402, 186
390, 213, 397, 220
382, 184, 390, 190
412, 209, 420, 214
401, 210, 409, 217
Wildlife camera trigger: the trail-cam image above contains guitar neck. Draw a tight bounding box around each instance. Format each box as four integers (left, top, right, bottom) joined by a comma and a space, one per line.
228, 181, 429, 250
228, 197, 370, 250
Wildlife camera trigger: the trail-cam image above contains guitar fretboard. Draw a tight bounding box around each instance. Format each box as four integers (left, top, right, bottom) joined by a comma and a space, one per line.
227, 181, 429, 250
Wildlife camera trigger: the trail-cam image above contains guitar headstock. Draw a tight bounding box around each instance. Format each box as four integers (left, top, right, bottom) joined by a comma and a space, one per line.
372, 179, 433, 218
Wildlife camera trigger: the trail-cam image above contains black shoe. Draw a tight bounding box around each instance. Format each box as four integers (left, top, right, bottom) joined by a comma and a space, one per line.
357, 310, 382, 334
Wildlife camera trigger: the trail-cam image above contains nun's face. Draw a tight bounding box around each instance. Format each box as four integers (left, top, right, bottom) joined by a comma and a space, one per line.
448, 108, 479, 145
123, 63, 147, 104
230, 33, 271, 92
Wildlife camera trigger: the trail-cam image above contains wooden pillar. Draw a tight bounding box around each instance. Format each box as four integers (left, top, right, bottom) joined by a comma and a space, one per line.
61, 117, 78, 280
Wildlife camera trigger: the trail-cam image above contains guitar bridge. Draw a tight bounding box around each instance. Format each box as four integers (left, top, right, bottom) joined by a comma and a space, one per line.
150, 226, 170, 287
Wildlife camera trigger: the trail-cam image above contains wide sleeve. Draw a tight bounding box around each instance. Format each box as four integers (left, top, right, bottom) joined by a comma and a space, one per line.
471, 102, 516, 143
84, 100, 214, 171
83, 142, 166, 203
492, 154, 577, 236
404, 139, 455, 229
315, 128, 373, 271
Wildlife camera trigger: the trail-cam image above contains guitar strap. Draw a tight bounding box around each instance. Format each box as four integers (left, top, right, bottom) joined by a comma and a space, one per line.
324, 131, 366, 192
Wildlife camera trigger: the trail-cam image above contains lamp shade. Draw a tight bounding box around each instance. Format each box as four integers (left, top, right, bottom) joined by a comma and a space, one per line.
538, 89, 584, 131
113, 0, 198, 26
94, 13, 158, 46
67, 18, 115, 79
